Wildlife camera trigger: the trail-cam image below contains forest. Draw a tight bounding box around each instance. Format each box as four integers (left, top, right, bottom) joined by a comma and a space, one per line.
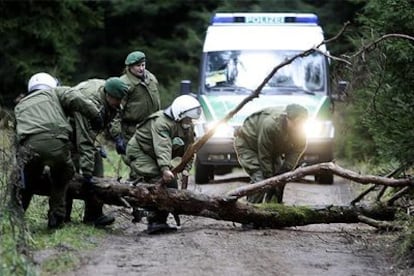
0, 0, 413, 275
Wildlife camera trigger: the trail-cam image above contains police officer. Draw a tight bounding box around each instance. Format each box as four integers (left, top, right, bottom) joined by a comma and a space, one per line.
110, 51, 161, 156
66, 77, 128, 227
234, 104, 309, 204
14, 72, 104, 229
126, 95, 201, 234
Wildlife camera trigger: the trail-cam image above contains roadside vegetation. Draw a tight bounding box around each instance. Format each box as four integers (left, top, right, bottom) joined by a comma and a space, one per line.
0, 0, 413, 274
0, 131, 127, 275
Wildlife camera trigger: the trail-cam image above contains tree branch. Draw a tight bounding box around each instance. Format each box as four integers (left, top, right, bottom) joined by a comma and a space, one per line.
227, 162, 414, 199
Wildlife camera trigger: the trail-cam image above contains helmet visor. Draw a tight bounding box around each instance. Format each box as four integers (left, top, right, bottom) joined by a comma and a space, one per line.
181, 106, 202, 120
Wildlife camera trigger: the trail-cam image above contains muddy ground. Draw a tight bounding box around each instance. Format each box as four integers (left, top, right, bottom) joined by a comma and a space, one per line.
45, 171, 412, 276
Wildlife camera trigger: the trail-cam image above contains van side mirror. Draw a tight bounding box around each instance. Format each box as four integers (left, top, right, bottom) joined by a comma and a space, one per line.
180, 80, 192, 95
338, 81, 348, 94
331, 80, 348, 101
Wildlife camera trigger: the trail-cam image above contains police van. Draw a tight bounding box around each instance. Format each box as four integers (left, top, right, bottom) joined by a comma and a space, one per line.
184, 13, 342, 184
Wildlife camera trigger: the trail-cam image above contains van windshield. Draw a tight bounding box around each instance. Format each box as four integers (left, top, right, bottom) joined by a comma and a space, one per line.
204, 50, 326, 94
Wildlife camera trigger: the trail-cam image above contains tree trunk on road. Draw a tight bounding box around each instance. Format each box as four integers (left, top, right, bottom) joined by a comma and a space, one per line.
26, 162, 407, 229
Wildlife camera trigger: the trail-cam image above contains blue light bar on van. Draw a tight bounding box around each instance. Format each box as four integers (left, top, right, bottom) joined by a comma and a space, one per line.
211, 13, 318, 25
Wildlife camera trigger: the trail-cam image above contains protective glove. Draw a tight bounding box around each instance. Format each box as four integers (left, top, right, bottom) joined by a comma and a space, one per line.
98, 146, 107, 158
182, 169, 190, 177
90, 114, 104, 131
162, 169, 174, 184
114, 136, 126, 155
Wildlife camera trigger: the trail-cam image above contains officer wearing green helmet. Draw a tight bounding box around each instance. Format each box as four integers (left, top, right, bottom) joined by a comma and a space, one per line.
234, 104, 309, 205
109, 51, 161, 159
65, 77, 128, 227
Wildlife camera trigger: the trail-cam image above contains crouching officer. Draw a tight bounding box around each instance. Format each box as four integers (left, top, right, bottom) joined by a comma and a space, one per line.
14, 72, 104, 229
66, 77, 128, 227
126, 95, 200, 234
234, 104, 309, 204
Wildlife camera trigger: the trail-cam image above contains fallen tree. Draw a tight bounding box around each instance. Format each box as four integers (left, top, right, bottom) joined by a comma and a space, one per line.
26, 162, 412, 230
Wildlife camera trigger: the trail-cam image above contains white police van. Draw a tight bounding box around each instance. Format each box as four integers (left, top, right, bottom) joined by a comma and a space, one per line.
183, 13, 343, 184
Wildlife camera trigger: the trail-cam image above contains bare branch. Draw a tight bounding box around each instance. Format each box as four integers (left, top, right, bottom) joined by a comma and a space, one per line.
350, 184, 377, 205
323, 21, 350, 45
357, 215, 403, 231
386, 186, 413, 206
227, 162, 414, 199
350, 165, 405, 205
351, 33, 414, 58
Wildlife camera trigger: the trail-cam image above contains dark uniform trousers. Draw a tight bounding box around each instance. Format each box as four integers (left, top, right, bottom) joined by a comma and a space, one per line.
18, 133, 74, 226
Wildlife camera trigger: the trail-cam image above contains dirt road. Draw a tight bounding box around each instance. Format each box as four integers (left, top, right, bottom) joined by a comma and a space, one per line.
61, 171, 408, 276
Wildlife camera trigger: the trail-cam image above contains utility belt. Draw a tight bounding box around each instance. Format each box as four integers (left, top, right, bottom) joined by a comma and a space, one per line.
19, 131, 68, 145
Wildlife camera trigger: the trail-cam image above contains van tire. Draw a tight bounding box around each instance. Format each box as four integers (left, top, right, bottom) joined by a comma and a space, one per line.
315, 172, 334, 184
195, 158, 214, 184
314, 149, 334, 184
215, 166, 232, 175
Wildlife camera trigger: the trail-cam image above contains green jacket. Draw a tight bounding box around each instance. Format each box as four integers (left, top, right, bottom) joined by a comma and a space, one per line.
14, 87, 99, 143
128, 110, 194, 175
110, 69, 161, 140
239, 107, 306, 178
69, 79, 119, 176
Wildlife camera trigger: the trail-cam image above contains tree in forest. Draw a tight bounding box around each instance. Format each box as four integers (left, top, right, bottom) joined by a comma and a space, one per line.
339, 0, 414, 165
0, 1, 102, 106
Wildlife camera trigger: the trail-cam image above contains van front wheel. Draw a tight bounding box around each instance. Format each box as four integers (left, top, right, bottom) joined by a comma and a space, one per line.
315, 173, 334, 184
195, 158, 214, 184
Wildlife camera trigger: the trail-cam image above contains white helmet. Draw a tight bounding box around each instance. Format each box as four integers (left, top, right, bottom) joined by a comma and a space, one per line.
171, 95, 202, 121
27, 72, 59, 93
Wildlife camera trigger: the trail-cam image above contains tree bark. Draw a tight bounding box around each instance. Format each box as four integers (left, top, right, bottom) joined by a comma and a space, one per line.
27, 162, 407, 229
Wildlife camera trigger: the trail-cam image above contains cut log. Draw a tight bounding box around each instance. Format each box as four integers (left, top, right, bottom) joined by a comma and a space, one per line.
27, 172, 398, 229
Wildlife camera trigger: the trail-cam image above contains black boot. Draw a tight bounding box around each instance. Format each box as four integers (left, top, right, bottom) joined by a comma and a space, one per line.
93, 214, 115, 227
48, 212, 65, 229
131, 208, 147, 223
146, 222, 177, 235
83, 214, 115, 227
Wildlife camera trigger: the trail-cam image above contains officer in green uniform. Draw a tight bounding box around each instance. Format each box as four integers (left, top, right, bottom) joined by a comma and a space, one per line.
110, 51, 161, 157
66, 77, 128, 227
14, 72, 104, 229
234, 104, 308, 204
126, 95, 201, 234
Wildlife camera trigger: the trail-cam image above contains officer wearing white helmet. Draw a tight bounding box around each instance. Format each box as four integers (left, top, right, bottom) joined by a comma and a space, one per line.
14, 72, 104, 229
14, 72, 59, 104
27, 72, 59, 94
125, 95, 201, 234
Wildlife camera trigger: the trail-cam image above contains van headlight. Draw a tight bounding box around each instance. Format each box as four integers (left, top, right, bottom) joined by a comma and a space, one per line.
204, 122, 235, 138
304, 119, 334, 139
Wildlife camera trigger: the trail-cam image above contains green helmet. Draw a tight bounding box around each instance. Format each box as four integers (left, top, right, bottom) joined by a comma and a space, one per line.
125, 51, 146, 66
285, 104, 308, 120
104, 77, 128, 99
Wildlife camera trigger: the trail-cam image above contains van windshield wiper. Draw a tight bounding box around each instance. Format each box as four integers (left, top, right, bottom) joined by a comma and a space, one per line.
281, 86, 316, 95
208, 85, 252, 94
261, 85, 316, 95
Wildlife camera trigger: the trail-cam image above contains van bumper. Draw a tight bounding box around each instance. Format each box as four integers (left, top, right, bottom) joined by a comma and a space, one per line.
196, 137, 239, 166
196, 137, 334, 167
